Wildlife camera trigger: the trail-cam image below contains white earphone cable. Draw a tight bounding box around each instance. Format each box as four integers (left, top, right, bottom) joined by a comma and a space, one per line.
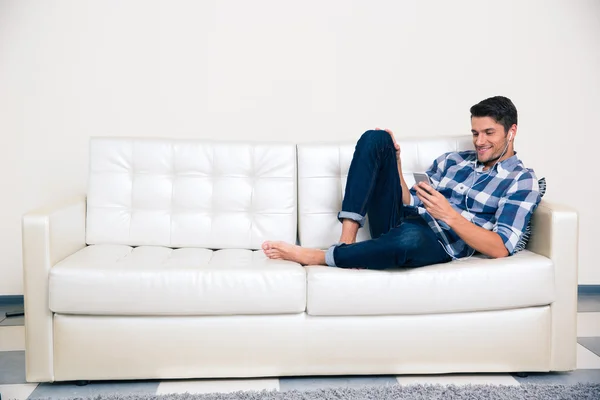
457, 133, 513, 261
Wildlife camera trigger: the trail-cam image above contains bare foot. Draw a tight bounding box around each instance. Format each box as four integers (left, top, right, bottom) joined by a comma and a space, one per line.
262, 241, 326, 266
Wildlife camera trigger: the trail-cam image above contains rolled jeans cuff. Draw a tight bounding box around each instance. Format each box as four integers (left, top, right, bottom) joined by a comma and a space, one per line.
325, 244, 340, 267
337, 211, 365, 228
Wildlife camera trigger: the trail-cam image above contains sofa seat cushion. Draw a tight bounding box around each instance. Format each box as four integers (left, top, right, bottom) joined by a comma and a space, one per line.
49, 245, 306, 315
306, 250, 555, 316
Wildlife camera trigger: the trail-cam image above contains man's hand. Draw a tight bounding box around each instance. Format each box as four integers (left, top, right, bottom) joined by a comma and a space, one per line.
375, 127, 400, 162
414, 182, 459, 224
415, 181, 508, 258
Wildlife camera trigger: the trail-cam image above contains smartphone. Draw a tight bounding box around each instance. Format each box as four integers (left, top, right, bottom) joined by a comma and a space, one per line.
413, 172, 431, 185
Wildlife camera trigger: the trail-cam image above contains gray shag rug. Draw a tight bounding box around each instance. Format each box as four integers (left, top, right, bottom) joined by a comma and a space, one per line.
48, 383, 600, 400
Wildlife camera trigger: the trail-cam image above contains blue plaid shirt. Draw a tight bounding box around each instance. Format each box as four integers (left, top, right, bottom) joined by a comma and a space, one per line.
408, 151, 541, 259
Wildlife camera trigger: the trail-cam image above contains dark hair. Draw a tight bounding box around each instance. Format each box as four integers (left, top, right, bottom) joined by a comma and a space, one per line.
470, 96, 518, 133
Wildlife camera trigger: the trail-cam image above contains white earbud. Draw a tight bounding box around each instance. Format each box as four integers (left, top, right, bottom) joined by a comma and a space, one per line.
508, 132, 514, 141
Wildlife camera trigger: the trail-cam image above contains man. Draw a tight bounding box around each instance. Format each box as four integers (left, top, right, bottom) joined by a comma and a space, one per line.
262, 96, 541, 269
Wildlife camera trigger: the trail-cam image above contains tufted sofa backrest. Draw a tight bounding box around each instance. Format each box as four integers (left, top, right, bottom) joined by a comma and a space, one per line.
86, 138, 297, 249
297, 136, 473, 249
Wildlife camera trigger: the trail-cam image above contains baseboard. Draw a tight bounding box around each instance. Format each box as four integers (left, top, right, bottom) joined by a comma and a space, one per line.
1, 286, 599, 306
578, 285, 600, 295
0, 295, 24, 306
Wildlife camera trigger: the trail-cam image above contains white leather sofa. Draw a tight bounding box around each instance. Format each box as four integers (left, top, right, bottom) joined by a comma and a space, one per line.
21, 136, 578, 383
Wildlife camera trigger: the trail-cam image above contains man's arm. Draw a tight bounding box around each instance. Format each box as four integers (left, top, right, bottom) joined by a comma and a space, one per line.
414, 172, 541, 258
446, 213, 508, 258
414, 183, 508, 258
490, 175, 542, 255
398, 162, 411, 205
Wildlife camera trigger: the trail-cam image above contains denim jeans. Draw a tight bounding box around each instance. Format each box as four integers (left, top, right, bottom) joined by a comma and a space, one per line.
326, 130, 452, 269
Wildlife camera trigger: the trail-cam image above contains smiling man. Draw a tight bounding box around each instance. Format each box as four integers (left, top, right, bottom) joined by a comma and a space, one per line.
262, 96, 542, 269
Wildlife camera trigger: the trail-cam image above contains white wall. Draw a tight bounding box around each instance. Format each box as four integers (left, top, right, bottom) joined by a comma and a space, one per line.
1, 0, 599, 294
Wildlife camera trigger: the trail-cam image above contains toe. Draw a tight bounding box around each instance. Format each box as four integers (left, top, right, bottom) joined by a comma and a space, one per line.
270, 241, 285, 250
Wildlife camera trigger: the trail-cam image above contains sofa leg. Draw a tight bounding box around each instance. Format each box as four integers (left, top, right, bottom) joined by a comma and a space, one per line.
515, 372, 528, 378
75, 380, 90, 386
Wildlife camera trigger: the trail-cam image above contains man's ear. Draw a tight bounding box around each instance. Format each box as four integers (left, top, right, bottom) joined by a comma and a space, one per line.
508, 124, 517, 141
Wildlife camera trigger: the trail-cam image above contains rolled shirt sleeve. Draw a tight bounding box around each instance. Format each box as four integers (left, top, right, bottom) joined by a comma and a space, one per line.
493, 172, 541, 255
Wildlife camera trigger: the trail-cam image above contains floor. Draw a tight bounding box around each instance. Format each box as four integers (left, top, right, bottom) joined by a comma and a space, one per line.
1, 294, 600, 399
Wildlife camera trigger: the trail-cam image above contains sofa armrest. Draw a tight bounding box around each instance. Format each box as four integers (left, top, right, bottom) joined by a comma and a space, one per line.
527, 199, 578, 371
22, 196, 87, 382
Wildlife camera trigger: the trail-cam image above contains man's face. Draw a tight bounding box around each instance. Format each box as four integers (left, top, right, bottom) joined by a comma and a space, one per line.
471, 116, 511, 166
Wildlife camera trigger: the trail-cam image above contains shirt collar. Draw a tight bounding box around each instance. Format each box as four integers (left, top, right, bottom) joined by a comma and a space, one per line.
473, 152, 520, 172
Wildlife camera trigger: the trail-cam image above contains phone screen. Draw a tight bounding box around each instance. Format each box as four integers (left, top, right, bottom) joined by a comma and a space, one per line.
413, 173, 431, 185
